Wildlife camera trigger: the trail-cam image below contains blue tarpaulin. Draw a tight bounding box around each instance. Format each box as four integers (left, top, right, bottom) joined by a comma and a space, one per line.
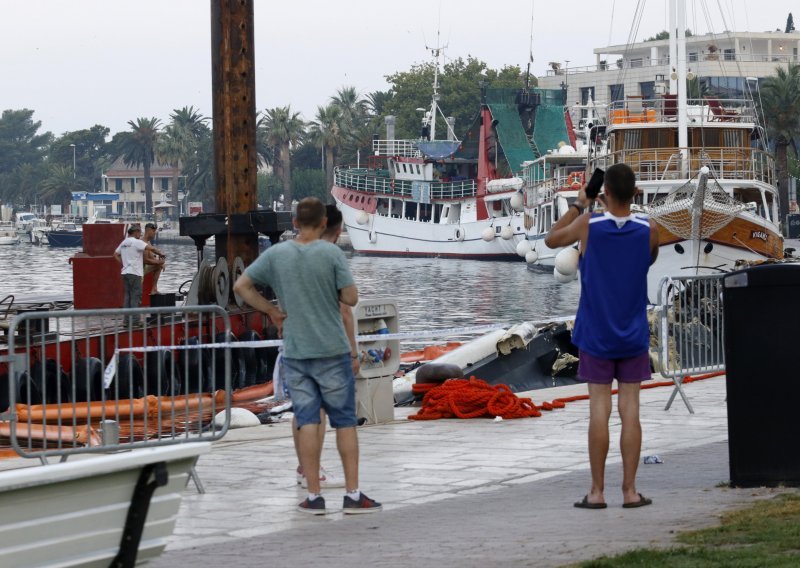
416, 141, 461, 160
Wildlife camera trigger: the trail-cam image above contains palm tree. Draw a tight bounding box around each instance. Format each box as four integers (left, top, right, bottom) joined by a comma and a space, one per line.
156, 124, 190, 219
760, 63, 800, 223
258, 106, 305, 209
332, 86, 367, 126
170, 106, 211, 211
115, 117, 161, 215
365, 90, 393, 117
308, 104, 345, 198
159, 106, 209, 215
40, 165, 84, 210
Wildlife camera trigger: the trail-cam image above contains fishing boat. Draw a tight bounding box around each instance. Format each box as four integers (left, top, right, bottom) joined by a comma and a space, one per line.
333, 47, 572, 260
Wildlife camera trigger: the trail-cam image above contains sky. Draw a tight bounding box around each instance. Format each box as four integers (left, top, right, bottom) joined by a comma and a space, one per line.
1, 0, 797, 138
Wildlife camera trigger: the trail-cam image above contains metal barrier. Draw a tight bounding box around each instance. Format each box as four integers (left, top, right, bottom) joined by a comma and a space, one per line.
655, 274, 726, 413
2, 305, 231, 464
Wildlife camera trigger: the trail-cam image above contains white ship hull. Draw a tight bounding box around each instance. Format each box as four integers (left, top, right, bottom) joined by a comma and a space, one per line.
338, 200, 526, 260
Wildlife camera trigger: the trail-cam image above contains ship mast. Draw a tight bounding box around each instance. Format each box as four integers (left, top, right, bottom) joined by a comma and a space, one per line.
670, 0, 689, 177
425, 28, 445, 142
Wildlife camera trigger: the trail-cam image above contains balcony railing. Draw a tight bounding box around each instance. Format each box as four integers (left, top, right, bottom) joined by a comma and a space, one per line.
334, 166, 477, 200
371, 140, 421, 157
546, 53, 800, 76
601, 147, 774, 185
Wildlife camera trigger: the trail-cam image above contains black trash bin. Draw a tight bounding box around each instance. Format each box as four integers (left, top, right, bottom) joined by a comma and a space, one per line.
723, 264, 800, 487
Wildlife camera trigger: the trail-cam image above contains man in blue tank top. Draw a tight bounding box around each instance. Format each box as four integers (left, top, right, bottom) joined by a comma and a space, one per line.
545, 163, 659, 509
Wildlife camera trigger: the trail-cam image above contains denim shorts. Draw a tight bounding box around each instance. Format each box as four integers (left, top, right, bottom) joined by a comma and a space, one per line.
282, 353, 357, 429
577, 350, 651, 385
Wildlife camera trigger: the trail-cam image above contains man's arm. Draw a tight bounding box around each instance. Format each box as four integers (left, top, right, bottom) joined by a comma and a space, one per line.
233, 273, 287, 334
544, 186, 594, 250
649, 219, 660, 265
143, 243, 165, 260
113, 251, 122, 264
338, 284, 358, 307
340, 303, 360, 374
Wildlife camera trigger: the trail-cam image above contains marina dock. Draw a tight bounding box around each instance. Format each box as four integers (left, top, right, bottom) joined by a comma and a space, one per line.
139, 374, 793, 567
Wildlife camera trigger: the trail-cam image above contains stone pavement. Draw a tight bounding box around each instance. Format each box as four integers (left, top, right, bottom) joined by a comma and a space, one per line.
149, 375, 793, 567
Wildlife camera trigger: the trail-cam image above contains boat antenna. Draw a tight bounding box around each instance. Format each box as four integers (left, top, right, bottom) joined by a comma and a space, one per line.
525, 1, 534, 89
425, 6, 450, 142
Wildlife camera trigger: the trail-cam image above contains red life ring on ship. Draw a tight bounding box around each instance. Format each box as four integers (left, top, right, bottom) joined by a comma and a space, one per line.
567, 172, 584, 190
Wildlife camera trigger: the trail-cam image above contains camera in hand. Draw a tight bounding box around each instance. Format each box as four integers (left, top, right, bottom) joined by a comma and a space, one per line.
585, 168, 605, 200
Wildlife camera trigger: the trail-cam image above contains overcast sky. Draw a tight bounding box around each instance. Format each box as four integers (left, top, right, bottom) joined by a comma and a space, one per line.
1, 0, 796, 138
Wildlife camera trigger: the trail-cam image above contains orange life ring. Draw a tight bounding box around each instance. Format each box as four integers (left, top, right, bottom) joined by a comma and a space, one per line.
567, 172, 584, 190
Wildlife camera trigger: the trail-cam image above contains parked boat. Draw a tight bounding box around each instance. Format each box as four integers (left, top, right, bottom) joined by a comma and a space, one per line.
0, 222, 20, 246
46, 220, 83, 247
13, 212, 40, 242
333, 48, 572, 260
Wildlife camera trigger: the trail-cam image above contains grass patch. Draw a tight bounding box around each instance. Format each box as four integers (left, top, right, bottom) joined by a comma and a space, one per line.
578, 493, 800, 567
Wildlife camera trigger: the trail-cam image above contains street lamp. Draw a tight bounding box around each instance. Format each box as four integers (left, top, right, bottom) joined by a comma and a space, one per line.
69, 144, 76, 179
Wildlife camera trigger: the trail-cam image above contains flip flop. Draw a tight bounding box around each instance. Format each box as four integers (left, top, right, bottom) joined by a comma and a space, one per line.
574, 495, 607, 509
622, 493, 653, 508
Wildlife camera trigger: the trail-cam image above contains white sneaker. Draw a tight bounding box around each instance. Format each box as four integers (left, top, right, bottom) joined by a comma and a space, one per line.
296, 467, 345, 488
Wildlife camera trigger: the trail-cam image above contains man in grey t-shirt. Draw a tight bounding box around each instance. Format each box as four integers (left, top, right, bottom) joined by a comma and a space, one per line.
234, 197, 381, 515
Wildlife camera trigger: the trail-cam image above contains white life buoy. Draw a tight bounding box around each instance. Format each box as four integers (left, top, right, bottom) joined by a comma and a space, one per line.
455, 228, 465, 242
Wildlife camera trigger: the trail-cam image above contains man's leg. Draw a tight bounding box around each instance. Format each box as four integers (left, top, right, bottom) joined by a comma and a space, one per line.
293, 409, 327, 477
587, 382, 612, 504
296, 423, 323, 495
617, 382, 643, 504
130, 276, 142, 309
335, 426, 359, 492
151, 265, 163, 294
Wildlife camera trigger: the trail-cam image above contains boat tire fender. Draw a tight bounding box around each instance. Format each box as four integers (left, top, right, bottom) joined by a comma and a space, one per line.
455, 228, 465, 242
416, 363, 464, 384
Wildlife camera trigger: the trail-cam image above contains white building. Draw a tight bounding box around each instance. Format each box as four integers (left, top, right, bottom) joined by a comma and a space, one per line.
538, 30, 800, 121
101, 157, 187, 217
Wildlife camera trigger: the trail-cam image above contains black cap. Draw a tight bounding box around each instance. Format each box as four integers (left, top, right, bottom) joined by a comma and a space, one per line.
145, 222, 157, 230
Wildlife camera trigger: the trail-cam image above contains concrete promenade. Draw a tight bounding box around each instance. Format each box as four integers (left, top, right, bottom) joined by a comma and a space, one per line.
150, 375, 793, 567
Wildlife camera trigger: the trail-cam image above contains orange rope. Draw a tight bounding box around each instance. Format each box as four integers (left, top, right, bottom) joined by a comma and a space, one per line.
408, 377, 541, 420
408, 372, 725, 420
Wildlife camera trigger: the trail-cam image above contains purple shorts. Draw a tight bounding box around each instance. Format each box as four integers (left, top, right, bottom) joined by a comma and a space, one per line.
577, 350, 651, 385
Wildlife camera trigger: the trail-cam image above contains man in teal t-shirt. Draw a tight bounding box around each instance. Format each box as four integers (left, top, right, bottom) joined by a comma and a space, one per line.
234, 197, 381, 516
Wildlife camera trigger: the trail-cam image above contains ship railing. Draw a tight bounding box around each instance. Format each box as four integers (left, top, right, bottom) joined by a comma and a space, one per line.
607, 97, 756, 124
335, 167, 478, 200
654, 274, 726, 414
607, 147, 774, 185
372, 139, 421, 157
1, 305, 232, 464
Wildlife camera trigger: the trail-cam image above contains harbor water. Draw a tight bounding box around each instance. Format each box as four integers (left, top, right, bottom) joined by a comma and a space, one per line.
0, 243, 580, 339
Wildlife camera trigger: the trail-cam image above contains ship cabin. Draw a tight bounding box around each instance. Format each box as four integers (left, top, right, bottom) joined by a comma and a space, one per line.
596, 95, 777, 218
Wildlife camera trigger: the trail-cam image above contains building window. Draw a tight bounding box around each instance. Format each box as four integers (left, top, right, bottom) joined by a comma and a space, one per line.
610, 84, 625, 102
688, 52, 698, 62
115, 179, 122, 192
723, 49, 735, 61
639, 81, 655, 99
130, 179, 136, 192
630, 58, 643, 68
161, 178, 169, 190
